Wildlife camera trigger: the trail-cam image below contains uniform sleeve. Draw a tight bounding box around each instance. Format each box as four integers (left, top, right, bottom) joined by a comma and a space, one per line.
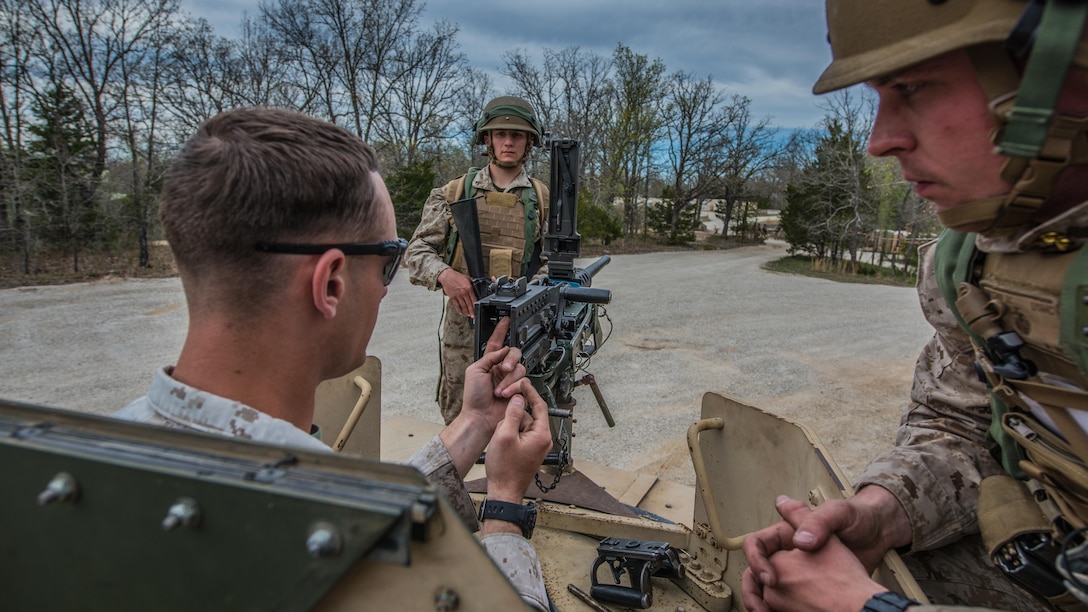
404, 434, 480, 531
405, 185, 455, 291
855, 242, 1005, 552
406, 436, 548, 610
478, 532, 549, 611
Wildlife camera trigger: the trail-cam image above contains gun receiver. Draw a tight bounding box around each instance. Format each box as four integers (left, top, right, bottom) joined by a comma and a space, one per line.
472, 266, 611, 380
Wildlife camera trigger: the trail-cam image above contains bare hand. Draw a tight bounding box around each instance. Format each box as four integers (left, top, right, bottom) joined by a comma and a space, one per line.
483, 390, 552, 503
439, 268, 476, 317
461, 318, 527, 432
742, 532, 885, 612
743, 488, 906, 597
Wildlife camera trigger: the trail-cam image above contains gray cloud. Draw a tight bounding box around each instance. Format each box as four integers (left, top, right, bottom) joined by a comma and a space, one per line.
181, 0, 833, 129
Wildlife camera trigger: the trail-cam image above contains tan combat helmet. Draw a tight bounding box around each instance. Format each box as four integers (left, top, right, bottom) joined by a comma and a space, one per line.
815, 0, 1088, 235
474, 96, 544, 168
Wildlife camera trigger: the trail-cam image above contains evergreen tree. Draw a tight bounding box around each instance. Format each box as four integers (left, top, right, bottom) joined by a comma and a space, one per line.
26, 85, 98, 272
385, 159, 437, 239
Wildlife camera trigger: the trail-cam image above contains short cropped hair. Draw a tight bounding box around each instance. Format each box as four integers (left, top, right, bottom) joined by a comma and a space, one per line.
159, 108, 382, 304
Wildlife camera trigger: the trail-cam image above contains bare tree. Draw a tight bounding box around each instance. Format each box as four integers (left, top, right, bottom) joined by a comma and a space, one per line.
115, 15, 175, 267
658, 71, 727, 242
714, 95, 779, 239
260, 0, 434, 144
0, 0, 38, 271
599, 43, 665, 235
375, 19, 468, 167
28, 0, 179, 184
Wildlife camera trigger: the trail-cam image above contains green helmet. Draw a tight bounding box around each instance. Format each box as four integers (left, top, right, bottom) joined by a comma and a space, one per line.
473, 96, 544, 148
816, 0, 1088, 235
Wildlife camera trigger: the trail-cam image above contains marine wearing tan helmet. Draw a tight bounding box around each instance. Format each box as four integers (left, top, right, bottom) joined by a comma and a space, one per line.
474, 96, 545, 168
816, 0, 1088, 235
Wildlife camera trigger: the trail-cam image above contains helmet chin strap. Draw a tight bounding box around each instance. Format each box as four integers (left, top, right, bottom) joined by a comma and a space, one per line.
955, 0, 1088, 236
967, 87, 1088, 235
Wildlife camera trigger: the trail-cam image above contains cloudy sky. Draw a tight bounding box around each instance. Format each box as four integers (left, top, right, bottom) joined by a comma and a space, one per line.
180, 0, 833, 130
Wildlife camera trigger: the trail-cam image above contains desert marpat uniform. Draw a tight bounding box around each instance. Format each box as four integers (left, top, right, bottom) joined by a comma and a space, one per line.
404, 165, 548, 424
856, 199, 1088, 611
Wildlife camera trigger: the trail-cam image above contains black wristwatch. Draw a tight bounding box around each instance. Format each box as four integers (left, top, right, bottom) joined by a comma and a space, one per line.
478, 499, 537, 539
861, 591, 920, 612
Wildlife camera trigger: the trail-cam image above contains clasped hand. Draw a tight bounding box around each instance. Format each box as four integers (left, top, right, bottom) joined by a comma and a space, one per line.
740, 494, 895, 612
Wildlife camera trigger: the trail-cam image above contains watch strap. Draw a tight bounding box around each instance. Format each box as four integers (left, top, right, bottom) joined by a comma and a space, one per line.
861, 591, 920, 612
478, 499, 536, 539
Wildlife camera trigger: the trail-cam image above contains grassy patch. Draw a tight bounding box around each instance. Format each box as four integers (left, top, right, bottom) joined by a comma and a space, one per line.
762, 255, 916, 287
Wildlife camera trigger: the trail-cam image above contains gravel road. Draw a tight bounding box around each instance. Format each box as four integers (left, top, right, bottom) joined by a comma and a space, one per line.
0, 242, 934, 487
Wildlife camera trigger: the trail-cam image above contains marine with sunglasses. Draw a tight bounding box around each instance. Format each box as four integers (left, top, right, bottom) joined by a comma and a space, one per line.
112, 107, 553, 610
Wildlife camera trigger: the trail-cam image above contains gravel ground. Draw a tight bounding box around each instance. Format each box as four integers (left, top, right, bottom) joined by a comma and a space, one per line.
0, 242, 934, 487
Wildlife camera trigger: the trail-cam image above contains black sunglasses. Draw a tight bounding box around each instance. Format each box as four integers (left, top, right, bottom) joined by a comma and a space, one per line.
254, 237, 408, 286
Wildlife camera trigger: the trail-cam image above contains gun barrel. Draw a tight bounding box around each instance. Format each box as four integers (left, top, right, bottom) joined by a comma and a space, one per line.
580, 255, 610, 279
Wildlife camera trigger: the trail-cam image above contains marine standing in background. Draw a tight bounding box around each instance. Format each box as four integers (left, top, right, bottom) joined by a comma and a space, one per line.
405, 96, 550, 424
742, 1, 1088, 611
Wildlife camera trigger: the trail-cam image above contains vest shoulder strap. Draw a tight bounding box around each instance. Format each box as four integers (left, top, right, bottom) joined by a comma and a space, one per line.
933, 229, 986, 346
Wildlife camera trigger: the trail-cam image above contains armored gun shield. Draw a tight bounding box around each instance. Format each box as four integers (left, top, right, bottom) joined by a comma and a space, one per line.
0, 400, 528, 611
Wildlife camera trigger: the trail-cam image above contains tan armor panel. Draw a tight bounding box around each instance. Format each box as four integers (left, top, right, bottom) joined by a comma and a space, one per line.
980, 249, 1088, 387
450, 192, 527, 279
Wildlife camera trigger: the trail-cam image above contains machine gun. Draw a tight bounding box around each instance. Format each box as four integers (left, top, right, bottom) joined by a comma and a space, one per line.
449, 138, 614, 492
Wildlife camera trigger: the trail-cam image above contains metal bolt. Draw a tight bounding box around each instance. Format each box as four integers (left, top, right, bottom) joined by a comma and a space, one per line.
161, 497, 201, 531
434, 587, 459, 611
37, 472, 79, 506
306, 522, 342, 558
411, 492, 436, 524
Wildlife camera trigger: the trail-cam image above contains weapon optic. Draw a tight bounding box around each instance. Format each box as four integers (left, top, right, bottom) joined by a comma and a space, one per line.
450, 138, 614, 493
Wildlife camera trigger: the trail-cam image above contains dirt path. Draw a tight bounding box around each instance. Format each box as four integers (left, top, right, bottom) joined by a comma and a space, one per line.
0, 242, 934, 488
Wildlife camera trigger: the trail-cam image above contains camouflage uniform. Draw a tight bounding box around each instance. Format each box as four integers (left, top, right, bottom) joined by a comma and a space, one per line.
115, 366, 549, 610
855, 199, 1088, 611
405, 165, 547, 424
